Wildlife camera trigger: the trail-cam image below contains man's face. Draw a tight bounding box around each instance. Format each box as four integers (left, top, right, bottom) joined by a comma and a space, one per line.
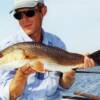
14, 5, 46, 36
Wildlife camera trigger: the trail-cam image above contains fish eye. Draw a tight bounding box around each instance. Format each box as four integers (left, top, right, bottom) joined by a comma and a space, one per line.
0, 53, 3, 58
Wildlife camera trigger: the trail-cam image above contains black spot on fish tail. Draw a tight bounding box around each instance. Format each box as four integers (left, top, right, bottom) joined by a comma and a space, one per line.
88, 50, 100, 65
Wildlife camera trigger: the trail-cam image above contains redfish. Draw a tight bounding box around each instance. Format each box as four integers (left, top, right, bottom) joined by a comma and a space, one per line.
0, 42, 100, 73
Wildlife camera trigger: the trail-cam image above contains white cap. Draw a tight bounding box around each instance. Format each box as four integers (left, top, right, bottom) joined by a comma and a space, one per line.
11, 0, 44, 12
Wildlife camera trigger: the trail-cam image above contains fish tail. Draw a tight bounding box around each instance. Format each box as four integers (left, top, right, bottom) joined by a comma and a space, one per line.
88, 50, 100, 65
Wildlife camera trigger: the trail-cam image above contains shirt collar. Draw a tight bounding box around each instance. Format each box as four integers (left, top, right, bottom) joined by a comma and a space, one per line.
20, 29, 53, 46
20, 29, 45, 43
20, 32, 34, 42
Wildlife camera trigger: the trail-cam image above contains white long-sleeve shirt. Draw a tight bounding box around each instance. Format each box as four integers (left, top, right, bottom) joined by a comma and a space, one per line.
0, 31, 68, 100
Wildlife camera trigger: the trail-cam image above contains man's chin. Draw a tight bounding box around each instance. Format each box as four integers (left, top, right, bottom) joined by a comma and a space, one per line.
24, 30, 33, 36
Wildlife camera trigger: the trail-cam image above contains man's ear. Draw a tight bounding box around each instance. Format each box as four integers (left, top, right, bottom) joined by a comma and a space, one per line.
41, 5, 47, 17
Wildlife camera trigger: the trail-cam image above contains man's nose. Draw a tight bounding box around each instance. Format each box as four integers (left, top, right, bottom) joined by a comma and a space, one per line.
21, 14, 29, 21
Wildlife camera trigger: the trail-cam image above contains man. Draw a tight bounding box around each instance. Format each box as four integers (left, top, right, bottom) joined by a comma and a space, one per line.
0, 0, 95, 100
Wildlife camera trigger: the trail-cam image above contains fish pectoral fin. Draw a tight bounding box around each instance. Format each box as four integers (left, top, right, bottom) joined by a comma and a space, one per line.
31, 61, 46, 73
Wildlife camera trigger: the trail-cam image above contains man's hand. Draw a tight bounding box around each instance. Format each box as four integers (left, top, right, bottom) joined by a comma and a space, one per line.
59, 56, 96, 89
77, 56, 95, 69
9, 65, 35, 100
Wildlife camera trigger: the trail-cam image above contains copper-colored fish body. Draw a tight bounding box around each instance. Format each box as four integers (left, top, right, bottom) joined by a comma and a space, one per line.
0, 42, 100, 72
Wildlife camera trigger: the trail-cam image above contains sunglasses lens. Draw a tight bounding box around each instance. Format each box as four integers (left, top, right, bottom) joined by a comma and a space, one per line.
13, 10, 35, 20
26, 10, 35, 17
14, 12, 22, 20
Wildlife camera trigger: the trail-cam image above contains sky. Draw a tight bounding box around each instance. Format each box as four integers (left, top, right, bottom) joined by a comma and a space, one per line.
0, 0, 100, 53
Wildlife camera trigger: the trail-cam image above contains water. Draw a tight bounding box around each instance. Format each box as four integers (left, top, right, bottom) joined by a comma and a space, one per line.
63, 66, 100, 96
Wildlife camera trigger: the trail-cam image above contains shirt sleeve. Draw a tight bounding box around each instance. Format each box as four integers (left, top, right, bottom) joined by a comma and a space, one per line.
0, 34, 20, 51
58, 83, 69, 92
0, 79, 12, 100
0, 71, 15, 100
49, 72, 69, 92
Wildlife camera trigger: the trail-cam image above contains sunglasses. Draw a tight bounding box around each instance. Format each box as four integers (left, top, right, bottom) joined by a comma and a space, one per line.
13, 9, 35, 20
